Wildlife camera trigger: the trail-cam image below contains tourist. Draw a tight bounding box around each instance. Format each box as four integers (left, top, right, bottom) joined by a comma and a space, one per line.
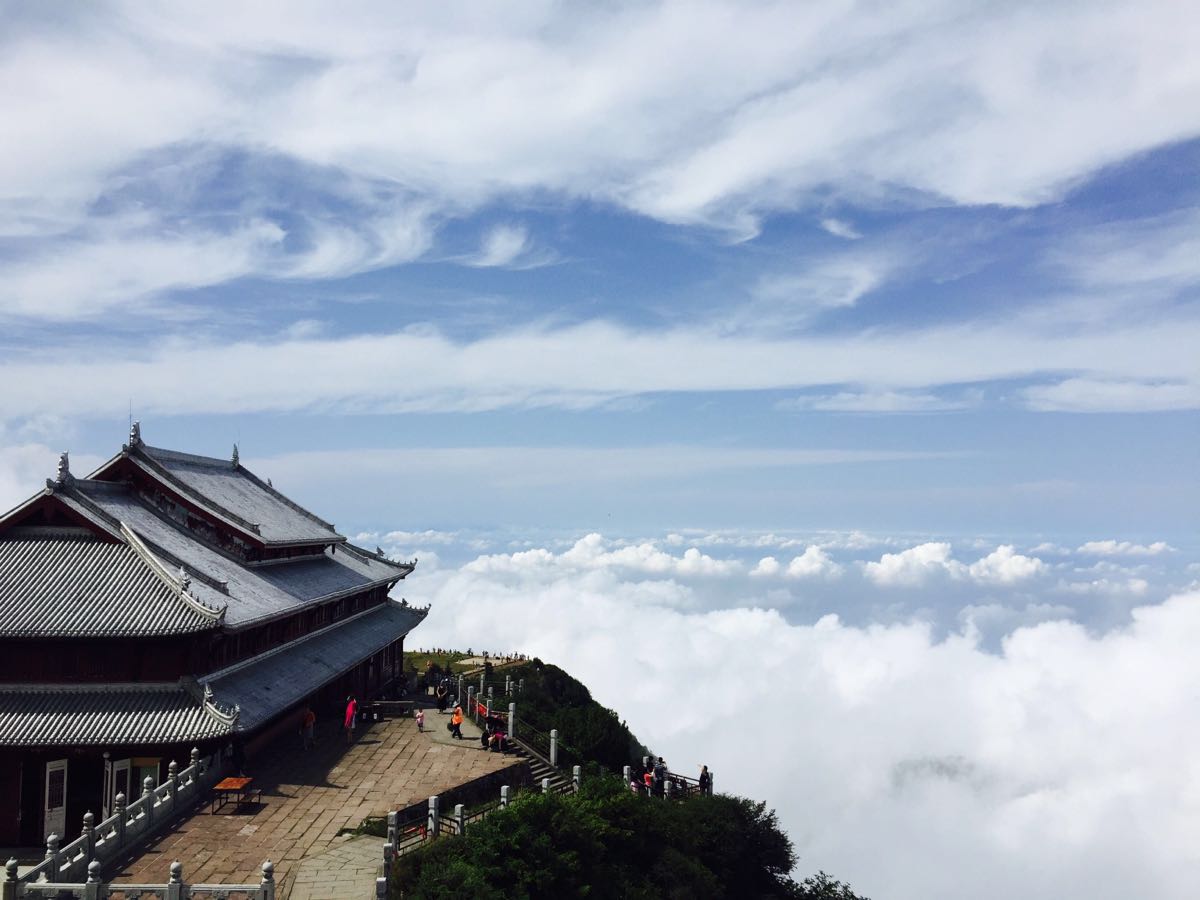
301, 706, 316, 750
642, 769, 653, 794
344, 694, 358, 744
415, 708, 425, 732
449, 705, 464, 739
480, 722, 491, 750
699, 765, 711, 796
653, 757, 667, 797
435, 682, 448, 713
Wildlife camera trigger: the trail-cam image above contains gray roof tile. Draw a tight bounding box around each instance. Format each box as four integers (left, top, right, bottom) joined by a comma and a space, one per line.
205, 601, 425, 731
0, 536, 216, 637
0, 683, 232, 747
140, 446, 342, 545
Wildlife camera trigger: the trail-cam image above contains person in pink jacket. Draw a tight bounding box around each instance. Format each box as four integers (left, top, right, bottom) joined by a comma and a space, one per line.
344, 695, 358, 744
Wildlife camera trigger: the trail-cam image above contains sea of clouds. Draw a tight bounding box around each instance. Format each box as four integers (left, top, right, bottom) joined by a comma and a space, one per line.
365, 528, 1200, 900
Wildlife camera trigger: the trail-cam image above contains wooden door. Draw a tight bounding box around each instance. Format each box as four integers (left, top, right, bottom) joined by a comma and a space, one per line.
43, 759, 67, 840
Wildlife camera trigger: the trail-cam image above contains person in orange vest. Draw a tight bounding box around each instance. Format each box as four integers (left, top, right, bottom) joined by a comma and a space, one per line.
449, 705, 464, 739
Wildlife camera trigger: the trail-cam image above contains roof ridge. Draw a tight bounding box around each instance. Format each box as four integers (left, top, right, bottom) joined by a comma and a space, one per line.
128, 448, 265, 537
119, 521, 227, 624
235, 464, 341, 533
142, 445, 231, 467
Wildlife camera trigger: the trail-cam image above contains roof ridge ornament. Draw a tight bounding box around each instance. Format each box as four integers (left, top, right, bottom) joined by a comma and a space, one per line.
55, 451, 75, 488
129, 421, 143, 448
231, 443, 239, 467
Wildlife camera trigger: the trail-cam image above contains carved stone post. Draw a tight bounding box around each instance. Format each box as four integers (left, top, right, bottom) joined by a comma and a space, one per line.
3, 859, 18, 900
427, 796, 440, 840
519, 678, 525, 695
142, 776, 156, 827
43, 833, 60, 882
457, 675, 464, 706
549, 729, 558, 768
166, 861, 183, 900
83, 860, 102, 900
113, 793, 126, 848
508, 703, 517, 738
168, 760, 179, 810
81, 810, 96, 863
386, 810, 398, 851
454, 803, 465, 836
261, 860, 276, 900
573, 766, 582, 794
487, 686, 493, 702
467, 687, 476, 722
505, 675, 512, 696
664, 780, 673, 801
478, 671, 485, 694
541, 777, 551, 794
500, 785, 510, 808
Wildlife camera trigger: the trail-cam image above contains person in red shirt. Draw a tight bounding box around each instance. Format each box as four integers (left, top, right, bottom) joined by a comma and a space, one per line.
344, 695, 358, 745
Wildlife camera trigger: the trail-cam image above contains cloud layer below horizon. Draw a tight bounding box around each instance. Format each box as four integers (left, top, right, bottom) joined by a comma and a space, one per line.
390, 530, 1200, 900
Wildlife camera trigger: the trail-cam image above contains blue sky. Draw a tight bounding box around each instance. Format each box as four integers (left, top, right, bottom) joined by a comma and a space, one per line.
2, 4, 1199, 897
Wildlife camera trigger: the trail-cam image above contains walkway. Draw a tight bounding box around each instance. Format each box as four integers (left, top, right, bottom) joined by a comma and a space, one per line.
112, 706, 517, 898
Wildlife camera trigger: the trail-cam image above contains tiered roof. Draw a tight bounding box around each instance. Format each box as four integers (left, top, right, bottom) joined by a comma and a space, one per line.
0, 426, 426, 748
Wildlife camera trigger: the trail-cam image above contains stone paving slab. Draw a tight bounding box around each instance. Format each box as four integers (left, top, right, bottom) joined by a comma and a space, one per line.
112, 711, 517, 894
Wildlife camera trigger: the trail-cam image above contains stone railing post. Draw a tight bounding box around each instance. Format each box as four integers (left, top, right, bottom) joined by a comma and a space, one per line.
3, 859, 18, 900
508, 703, 516, 738
81, 810, 96, 862
467, 687, 476, 722
549, 729, 558, 767
427, 796, 440, 840
708, 771, 714, 796
519, 678, 525, 695
478, 671, 485, 694
457, 675, 465, 706
261, 860, 276, 900
623, 765, 631, 785
376, 876, 388, 899
83, 860, 102, 900
113, 793, 127, 848
142, 775, 156, 827
454, 803, 465, 836
572, 766, 582, 794
664, 780, 673, 801
500, 785, 510, 808
541, 777, 551, 794
43, 832, 60, 882
166, 860, 184, 900
505, 675, 512, 696
168, 760, 179, 810
386, 810, 398, 850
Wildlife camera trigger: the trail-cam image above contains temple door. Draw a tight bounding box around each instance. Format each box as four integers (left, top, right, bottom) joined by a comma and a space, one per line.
103, 758, 130, 818
43, 759, 67, 840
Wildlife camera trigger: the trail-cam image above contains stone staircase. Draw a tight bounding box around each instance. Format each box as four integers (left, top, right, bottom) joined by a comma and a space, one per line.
508, 740, 572, 794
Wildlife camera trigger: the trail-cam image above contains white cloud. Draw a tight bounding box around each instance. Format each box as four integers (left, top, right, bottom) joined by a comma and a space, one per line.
864, 542, 963, 586
1078, 540, 1174, 557
3, 1, 1199, 307
0, 315, 1196, 421
1023, 379, 1200, 413
967, 545, 1048, 585
752, 545, 843, 579
820, 217, 862, 240
467, 532, 740, 581
866, 543, 1046, 587
1061, 577, 1150, 597
406, 545, 1200, 900
780, 389, 978, 413
466, 223, 553, 269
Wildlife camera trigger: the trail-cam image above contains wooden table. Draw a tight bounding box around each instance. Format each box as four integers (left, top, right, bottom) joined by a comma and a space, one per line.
211, 776, 261, 813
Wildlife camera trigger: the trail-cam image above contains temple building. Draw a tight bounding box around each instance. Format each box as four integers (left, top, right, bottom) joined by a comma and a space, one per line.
0, 425, 423, 846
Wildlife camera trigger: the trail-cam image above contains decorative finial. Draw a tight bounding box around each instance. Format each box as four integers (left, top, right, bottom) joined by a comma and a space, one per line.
55, 451, 74, 487
169, 861, 183, 884
129, 420, 142, 447
267, 477, 272, 487
203, 684, 213, 703
178, 565, 191, 592
231, 443, 240, 467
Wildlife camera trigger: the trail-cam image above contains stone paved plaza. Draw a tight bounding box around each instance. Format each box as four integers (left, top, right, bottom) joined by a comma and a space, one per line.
112, 710, 519, 897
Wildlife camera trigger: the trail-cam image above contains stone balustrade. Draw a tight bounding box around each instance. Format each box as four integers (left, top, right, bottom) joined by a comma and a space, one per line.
3, 859, 274, 900
4, 747, 225, 895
